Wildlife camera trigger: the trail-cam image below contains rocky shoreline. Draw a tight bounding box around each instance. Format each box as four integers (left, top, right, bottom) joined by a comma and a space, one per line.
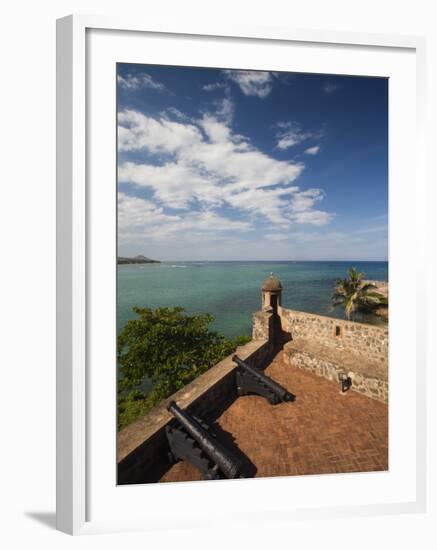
118, 254, 160, 265
365, 280, 388, 320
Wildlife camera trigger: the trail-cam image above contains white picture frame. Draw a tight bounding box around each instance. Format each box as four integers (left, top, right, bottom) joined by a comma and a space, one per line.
56, 14, 427, 535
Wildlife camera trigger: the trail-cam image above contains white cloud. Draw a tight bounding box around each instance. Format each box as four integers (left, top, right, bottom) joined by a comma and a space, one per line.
290, 210, 334, 226
304, 145, 320, 155
118, 192, 251, 245
118, 109, 304, 194
274, 122, 321, 150
118, 193, 180, 229
118, 107, 334, 247
264, 233, 289, 241
224, 186, 298, 227
117, 73, 167, 91
224, 70, 275, 98
291, 189, 323, 212
215, 96, 234, 124
118, 110, 202, 153
277, 133, 301, 150
118, 193, 384, 261
323, 81, 339, 94
354, 224, 388, 235
203, 82, 226, 92
119, 162, 222, 210
159, 107, 188, 121
281, 229, 387, 260
290, 189, 335, 225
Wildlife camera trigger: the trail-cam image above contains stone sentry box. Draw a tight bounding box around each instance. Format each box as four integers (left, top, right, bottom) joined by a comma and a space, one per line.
261, 272, 282, 313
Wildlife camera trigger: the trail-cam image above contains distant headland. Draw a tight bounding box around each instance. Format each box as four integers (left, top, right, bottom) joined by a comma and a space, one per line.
117, 255, 160, 265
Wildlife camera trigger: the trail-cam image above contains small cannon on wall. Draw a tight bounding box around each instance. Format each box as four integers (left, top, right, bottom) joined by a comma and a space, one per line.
233, 355, 295, 405
166, 401, 245, 480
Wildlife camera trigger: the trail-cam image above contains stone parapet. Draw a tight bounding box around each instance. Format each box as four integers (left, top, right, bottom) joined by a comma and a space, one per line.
252, 309, 274, 340
278, 306, 388, 369
280, 306, 388, 403
284, 343, 388, 403
117, 338, 275, 484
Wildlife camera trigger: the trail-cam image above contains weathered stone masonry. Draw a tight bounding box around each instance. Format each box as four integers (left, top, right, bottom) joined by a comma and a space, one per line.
278, 306, 388, 403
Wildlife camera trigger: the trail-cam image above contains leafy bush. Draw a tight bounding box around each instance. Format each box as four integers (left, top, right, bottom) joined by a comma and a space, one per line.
117, 306, 250, 430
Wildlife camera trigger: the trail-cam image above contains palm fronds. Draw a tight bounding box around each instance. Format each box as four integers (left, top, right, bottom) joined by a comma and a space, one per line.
331, 267, 387, 320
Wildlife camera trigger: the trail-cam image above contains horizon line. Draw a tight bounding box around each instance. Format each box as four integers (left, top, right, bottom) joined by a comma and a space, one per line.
121, 258, 388, 263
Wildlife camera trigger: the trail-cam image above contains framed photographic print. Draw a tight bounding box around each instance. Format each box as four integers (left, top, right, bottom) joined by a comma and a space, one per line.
56, 15, 427, 535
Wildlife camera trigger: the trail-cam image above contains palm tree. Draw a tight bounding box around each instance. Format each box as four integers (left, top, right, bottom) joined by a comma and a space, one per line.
331, 267, 387, 320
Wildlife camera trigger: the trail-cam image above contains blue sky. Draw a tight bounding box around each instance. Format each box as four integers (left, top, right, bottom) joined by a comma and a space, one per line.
117, 64, 388, 261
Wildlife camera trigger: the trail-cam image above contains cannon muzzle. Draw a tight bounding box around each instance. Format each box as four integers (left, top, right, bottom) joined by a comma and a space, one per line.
167, 401, 244, 479
233, 355, 295, 404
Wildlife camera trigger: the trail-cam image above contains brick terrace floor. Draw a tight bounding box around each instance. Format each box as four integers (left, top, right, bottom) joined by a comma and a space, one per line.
160, 349, 388, 482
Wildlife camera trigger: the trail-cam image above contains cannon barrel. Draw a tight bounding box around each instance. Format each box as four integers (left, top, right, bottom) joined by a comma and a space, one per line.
233, 355, 295, 403
167, 401, 243, 479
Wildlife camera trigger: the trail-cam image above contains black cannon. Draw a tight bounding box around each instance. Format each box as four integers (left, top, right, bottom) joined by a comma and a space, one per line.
166, 401, 244, 480
233, 355, 295, 405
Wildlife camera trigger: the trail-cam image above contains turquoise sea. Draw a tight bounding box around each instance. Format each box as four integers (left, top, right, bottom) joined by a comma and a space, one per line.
117, 261, 388, 338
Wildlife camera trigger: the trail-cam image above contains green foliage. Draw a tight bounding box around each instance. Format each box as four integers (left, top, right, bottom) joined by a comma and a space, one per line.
331, 267, 387, 320
117, 306, 250, 430
117, 390, 155, 430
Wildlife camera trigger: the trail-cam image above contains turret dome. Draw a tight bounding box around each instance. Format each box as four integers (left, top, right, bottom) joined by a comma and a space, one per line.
261, 273, 283, 292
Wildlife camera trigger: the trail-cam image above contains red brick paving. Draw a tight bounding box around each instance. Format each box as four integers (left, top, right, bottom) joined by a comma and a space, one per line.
160, 349, 388, 482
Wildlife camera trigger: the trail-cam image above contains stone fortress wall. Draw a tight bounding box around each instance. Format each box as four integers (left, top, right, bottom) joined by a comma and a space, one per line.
117, 273, 388, 483
278, 306, 388, 403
